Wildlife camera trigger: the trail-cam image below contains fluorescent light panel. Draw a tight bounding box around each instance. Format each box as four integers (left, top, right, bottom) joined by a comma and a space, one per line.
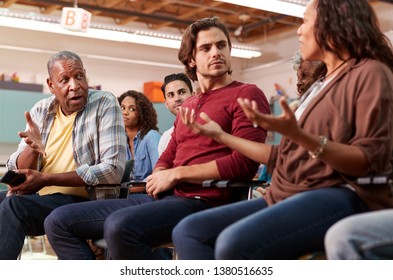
0, 44, 183, 69
0, 10, 261, 59
216, 0, 307, 18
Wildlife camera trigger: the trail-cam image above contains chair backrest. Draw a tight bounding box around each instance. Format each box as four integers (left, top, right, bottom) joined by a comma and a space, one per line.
85, 160, 134, 200
121, 160, 134, 183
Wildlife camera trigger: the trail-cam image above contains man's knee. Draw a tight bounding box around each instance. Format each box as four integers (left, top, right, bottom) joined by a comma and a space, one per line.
104, 212, 126, 241
104, 210, 144, 244
44, 206, 71, 234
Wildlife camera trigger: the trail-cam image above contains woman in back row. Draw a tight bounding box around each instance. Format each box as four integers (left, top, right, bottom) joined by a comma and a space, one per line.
174, 0, 393, 259
118, 90, 160, 181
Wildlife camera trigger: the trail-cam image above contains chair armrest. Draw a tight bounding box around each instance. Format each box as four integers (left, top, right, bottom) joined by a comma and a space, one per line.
127, 181, 147, 194
202, 179, 269, 188
356, 173, 392, 185
85, 183, 129, 200
357, 173, 393, 195
202, 179, 269, 201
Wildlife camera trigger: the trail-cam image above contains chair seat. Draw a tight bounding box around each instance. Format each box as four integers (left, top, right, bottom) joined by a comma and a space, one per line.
94, 238, 108, 249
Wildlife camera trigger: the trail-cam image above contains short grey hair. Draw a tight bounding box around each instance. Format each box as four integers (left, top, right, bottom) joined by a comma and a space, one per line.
47, 51, 83, 76
291, 50, 326, 72
291, 50, 303, 70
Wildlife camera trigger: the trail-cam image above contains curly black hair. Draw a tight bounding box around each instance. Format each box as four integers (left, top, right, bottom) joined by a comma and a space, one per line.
313, 0, 393, 72
118, 90, 159, 139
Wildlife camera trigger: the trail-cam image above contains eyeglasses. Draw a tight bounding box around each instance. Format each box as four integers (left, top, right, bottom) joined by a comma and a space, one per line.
121, 107, 137, 112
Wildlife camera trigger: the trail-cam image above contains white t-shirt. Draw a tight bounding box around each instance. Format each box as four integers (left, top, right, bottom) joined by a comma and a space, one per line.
294, 77, 332, 120
158, 126, 174, 156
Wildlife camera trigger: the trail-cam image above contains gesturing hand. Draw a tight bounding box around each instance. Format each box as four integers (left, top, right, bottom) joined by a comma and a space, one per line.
18, 112, 46, 156
238, 97, 301, 140
179, 107, 224, 141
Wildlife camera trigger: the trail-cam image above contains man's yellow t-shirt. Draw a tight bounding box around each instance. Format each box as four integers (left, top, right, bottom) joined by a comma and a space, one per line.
39, 106, 88, 198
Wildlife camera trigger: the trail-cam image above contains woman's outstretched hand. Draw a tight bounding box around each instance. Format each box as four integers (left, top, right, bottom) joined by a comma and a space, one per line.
238, 96, 300, 139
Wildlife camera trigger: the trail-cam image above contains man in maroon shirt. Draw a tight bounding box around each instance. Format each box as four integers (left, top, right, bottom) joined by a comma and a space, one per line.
44, 17, 270, 260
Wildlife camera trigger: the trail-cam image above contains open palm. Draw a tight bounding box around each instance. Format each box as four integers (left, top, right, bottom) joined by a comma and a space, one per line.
179, 107, 223, 140
238, 96, 300, 139
18, 112, 46, 156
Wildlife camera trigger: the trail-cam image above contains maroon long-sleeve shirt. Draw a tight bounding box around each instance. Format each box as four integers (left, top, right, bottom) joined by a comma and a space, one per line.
156, 81, 270, 206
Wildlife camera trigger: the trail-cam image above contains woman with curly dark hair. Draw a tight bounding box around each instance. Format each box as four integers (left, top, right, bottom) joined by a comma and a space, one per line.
118, 90, 160, 181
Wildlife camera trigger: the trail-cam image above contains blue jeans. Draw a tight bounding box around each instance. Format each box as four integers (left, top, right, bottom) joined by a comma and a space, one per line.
0, 191, 87, 259
325, 209, 393, 259
44, 194, 211, 259
172, 187, 370, 259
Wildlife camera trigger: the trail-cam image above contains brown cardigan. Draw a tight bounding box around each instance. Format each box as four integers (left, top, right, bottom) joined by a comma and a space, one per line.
265, 58, 393, 210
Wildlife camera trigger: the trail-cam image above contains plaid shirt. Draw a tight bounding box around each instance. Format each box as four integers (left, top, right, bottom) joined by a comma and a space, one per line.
7, 90, 127, 185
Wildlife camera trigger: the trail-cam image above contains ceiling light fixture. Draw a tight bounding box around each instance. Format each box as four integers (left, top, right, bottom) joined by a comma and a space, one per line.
216, 0, 307, 18
0, 44, 184, 69
0, 9, 262, 59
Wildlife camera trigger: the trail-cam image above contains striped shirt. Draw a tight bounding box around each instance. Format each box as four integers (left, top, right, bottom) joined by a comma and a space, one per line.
7, 89, 127, 186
